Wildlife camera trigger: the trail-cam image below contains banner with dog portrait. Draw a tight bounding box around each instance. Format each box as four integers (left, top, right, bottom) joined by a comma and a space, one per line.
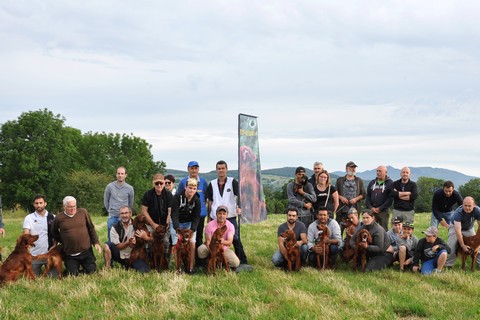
238, 113, 267, 224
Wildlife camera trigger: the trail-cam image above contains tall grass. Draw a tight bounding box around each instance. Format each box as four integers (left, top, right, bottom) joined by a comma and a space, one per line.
0, 212, 479, 319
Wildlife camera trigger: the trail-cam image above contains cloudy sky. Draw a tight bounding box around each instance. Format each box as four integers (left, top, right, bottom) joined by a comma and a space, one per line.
1, 1, 479, 177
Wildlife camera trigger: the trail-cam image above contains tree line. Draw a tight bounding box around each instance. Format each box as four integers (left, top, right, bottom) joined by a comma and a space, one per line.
0, 109, 165, 214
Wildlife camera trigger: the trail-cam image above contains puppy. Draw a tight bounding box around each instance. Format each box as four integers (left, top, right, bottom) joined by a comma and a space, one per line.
0, 234, 39, 283
129, 213, 150, 269
152, 225, 167, 271
175, 228, 193, 274
353, 229, 372, 272
315, 224, 330, 270
32, 244, 63, 278
207, 225, 230, 274
280, 229, 301, 272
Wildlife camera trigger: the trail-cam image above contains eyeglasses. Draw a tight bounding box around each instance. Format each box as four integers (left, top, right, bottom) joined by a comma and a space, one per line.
165, 181, 172, 185
155, 181, 164, 186
120, 211, 130, 214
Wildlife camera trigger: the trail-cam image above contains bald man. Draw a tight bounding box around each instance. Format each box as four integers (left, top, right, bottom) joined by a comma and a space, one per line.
445, 197, 480, 268
365, 165, 394, 231
391, 167, 418, 223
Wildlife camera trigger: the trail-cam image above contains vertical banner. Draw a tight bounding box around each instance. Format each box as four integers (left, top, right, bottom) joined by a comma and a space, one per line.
238, 113, 267, 224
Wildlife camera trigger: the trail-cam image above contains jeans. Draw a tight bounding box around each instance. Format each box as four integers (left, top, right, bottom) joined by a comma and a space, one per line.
272, 244, 308, 268
421, 249, 447, 274
107, 216, 120, 242
430, 210, 453, 227
308, 244, 340, 268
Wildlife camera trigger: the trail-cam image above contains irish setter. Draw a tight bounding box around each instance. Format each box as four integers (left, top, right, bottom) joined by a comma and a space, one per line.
152, 225, 167, 271
342, 218, 356, 262
457, 227, 480, 271
280, 229, 301, 272
129, 213, 150, 269
353, 229, 372, 272
314, 224, 330, 270
0, 234, 39, 283
175, 228, 193, 274
207, 225, 230, 274
32, 244, 63, 278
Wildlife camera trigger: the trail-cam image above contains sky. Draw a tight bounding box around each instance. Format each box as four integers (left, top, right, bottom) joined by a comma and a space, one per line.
1, 1, 479, 177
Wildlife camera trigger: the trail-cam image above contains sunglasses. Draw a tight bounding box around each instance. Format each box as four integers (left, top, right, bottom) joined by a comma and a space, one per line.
155, 181, 164, 186
165, 181, 172, 185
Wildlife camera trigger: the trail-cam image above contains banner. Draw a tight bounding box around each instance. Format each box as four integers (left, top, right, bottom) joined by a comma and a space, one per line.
238, 113, 267, 224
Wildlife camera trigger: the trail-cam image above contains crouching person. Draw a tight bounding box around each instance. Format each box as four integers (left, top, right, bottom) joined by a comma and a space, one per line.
412, 226, 450, 275
272, 208, 308, 269
197, 206, 240, 269
103, 206, 150, 272
308, 207, 342, 269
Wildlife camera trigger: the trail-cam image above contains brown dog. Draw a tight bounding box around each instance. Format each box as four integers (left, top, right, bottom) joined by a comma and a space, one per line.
342, 218, 356, 262
280, 229, 301, 272
175, 228, 193, 273
152, 225, 167, 271
457, 228, 480, 271
353, 229, 372, 272
32, 244, 63, 278
0, 234, 39, 283
315, 224, 330, 270
207, 225, 230, 274
129, 213, 150, 269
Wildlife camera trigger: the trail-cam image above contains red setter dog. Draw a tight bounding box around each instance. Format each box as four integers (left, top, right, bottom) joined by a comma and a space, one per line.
207, 225, 230, 274
152, 225, 167, 271
342, 219, 356, 262
129, 213, 150, 269
280, 229, 301, 271
175, 228, 193, 274
457, 227, 480, 271
32, 244, 63, 278
0, 234, 39, 283
353, 229, 372, 272
314, 224, 330, 270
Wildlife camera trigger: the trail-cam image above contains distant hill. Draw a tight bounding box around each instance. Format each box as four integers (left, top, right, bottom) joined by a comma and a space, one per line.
166, 165, 477, 191
331, 166, 477, 187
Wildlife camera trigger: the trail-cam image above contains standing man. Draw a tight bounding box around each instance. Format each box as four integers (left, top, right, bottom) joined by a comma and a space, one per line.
272, 208, 308, 268
308, 161, 324, 186
51, 196, 102, 276
206, 160, 251, 270
104, 166, 134, 241
445, 197, 480, 268
142, 173, 173, 263
308, 207, 343, 268
335, 161, 366, 233
431, 180, 463, 228
197, 206, 240, 269
392, 167, 418, 223
366, 165, 394, 231
177, 161, 209, 253
23, 194, 57, 277
287, 166, 317, 227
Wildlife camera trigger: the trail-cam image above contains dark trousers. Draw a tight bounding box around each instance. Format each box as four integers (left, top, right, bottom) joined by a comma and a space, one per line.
228, 216, 248, 264
105, 241, 150, 273
64, 248, 97, 276
196, 216, 206, 249
362, 252, 394, 271
308, 244, 340, 268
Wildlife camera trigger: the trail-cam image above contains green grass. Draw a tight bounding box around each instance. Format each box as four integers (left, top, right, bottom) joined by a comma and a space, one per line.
0, 212, 479, 319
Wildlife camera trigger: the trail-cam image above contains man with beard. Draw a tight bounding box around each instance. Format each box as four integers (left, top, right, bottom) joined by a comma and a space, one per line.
272, 208, 308, 268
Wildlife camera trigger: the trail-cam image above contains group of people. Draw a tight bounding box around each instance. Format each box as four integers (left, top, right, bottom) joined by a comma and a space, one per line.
275, 161, 480, 274
15, 160, 252, 277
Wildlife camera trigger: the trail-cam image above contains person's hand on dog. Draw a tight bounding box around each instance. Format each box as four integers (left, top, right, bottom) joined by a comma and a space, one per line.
358, 241, 368, 249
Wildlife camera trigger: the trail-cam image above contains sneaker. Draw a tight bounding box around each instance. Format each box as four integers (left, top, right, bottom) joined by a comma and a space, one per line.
235, 264, 254, 273
433, 268, 442, 274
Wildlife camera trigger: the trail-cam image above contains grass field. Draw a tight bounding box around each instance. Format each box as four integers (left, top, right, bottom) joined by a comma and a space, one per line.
0, 211, 479, 319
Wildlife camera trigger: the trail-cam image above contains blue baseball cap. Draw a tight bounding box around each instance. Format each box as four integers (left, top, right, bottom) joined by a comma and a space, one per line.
188, 161, 199, 167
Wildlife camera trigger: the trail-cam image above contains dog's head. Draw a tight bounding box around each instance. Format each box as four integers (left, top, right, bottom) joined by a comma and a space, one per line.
153, 225, 166, 239
177, 228, 193, 243
358, 229, 372, 243
212, 225, 228, 244
17, 234, 39, 247
280, 229, 296, 242
133, 213, 148, 231
316, 224, 330, 240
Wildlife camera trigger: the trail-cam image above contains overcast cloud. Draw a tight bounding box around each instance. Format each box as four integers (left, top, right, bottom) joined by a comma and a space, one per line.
1, 1, 479, 177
